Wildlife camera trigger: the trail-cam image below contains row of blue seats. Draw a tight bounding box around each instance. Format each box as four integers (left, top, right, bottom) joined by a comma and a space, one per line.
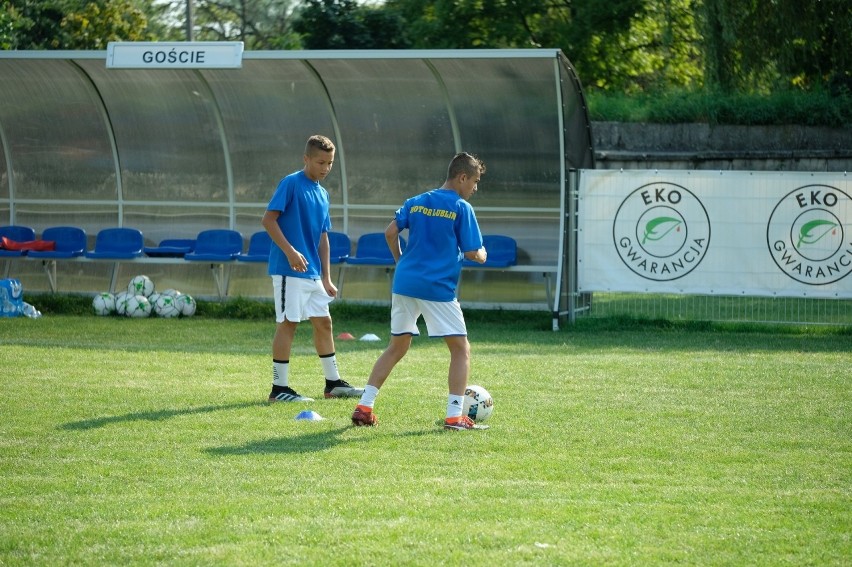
0, 225, 519, 268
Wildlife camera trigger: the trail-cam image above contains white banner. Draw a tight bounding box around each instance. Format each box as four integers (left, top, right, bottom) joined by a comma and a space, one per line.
578, 170, 852, 298
107, 42, 244, 69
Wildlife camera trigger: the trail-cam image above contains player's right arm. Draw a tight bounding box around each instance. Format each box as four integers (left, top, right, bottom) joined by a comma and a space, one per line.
262, 210, 306, 270
384, 219, 403, 263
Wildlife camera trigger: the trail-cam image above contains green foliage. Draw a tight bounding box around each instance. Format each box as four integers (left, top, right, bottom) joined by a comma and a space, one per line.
587, 87, 852, 126
0, 0, 159, 49
294, 0, 408, 49
60, 0, 154, 49
4, 0, 849, 102
572, 0, 703, 92
1, 0, 66, 49
190, 0, 301, 49
31, 293, 95, 316
700, 0, 852, 92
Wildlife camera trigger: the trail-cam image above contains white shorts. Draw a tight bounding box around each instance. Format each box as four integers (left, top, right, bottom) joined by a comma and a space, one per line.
390, 294, 467, 338
272, 275, 333, 323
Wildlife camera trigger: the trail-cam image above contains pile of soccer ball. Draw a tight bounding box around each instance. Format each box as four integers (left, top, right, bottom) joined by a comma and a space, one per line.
92, 275, 197, 318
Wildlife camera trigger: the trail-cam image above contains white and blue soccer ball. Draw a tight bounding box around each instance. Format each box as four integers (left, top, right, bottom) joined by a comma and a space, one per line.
124, 294, 152, 318
463, 385, 494, 422
154, 294, 181, 318
128, 275, 154, 298
176, 294, 196, 317
92, 292, 115, 316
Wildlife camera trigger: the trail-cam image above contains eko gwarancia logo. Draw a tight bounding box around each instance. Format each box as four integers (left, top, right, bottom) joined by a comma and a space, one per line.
613, 182, 711, 281
767, 185, 852, 285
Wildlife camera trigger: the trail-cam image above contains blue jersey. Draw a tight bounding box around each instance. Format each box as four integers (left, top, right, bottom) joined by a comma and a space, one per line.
392, 188, 482, 301
266, 170, 331, 280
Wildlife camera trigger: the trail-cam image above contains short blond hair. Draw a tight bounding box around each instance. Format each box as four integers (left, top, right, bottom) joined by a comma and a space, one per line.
305, 135, 335, 156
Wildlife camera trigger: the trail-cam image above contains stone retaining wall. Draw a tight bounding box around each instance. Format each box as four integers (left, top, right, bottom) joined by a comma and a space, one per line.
591, 121, 852, 172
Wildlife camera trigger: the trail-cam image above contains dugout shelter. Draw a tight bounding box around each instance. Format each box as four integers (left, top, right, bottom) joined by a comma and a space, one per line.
0, 47, 594, 316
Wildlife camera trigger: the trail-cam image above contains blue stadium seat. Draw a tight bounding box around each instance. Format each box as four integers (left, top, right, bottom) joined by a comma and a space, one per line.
184, 229, 243, 262
463, 235, 517, 268
183, 229, 244, 298
237, 231, 272, 263
27, 226, 87, 259
26, 226, 88, 292
328, 231, 351, 264
143, 238, 195, 258
82, 227, 144, 293
346, 232, 405, 266
0, 225, 37, 257
85, 227, 144, 259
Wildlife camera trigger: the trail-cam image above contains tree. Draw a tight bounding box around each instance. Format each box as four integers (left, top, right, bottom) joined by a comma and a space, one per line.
1, 0, 68, 49
555, 0, 702, 92
700, 0, 852, 92
185, 0, 301, 49
5, 0, 847, 96
293, 0, 409, 49
1, 0, 162, 50
384, 0, 701, 93
61, 0, 155, 48
386, 0, 554, 49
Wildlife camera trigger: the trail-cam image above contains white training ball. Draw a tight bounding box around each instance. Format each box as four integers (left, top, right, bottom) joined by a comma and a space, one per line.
92, 292, 115, 316
176, 294, 196, 317
160, 288, 182, 298
463, 385, 494, 422
114, 291, 132, 316
125, 294, 152, 318
154, 294, 181, 318
147, 292, 161, 308
128, 275, 155, 297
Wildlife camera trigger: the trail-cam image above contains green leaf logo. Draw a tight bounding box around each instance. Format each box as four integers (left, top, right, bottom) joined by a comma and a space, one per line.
796, 219, 837, 247
642, 217, 681, 244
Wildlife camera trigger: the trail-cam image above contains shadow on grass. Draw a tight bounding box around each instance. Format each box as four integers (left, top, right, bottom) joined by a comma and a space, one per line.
206, 427, 352, 455
206, 425, 444, 456
58, 401, 266, 431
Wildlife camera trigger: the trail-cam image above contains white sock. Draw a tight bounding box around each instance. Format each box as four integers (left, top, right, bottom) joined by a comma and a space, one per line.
358, 385, 380, 409
319, 353, 341, 381
446, 394, 464, 419
272, 360, 289, 387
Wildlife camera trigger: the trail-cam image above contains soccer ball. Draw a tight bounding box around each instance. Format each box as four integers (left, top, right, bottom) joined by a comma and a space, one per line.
128, 275, 154, 297
125, 294, 152, 318
114, 291, 132, 316
147, 292, 161, 308
160, 288, 182, 298
176, 294, 196, 317
92, 292, 115, 316
154, 294, 181, 318
463, 385, 494, 422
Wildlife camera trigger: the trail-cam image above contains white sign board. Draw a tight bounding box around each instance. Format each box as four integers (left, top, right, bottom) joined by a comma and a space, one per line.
578, 170, 852, 298
107, 42, 244, 69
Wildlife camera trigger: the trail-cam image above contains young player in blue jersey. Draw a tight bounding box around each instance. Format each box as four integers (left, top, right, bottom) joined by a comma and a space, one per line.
351, 152, 488, 430
261, 135, 363, 402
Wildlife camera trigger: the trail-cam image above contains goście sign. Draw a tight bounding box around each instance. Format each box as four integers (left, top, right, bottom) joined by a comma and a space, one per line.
106, 42, 244, 69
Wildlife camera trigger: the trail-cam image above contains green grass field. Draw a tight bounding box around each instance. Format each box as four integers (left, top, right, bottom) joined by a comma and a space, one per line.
1, 307, 850, 566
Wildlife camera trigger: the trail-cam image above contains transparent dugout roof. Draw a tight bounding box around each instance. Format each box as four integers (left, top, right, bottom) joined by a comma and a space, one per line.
0, 48, 594, 305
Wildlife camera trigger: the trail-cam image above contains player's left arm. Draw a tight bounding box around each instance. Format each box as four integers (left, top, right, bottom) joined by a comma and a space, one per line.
464, 247, 487, 264
460, 207, 487, 264
318, 231, 337, 297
